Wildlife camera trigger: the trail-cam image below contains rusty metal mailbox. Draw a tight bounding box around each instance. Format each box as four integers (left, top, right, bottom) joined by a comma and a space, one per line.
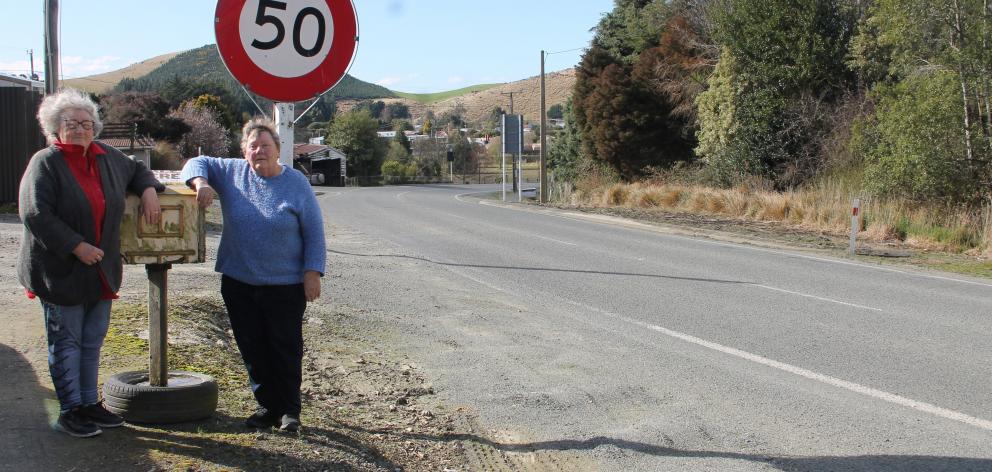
117, 178, 209, 391
120, 184, 205, 265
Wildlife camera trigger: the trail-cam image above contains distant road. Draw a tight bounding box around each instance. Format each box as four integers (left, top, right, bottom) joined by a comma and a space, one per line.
319, 184, 992, 472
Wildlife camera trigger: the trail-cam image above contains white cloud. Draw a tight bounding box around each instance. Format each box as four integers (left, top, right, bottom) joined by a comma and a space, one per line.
376, 77, 402, 87
60, 55, 126, 78
0, 60, 34, 75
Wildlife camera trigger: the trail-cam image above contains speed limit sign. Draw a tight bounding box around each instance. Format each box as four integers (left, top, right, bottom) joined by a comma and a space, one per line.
215, 0, 358, 102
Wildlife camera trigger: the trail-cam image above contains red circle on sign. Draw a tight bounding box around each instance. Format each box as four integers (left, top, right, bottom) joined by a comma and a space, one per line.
215, 0, 358, 102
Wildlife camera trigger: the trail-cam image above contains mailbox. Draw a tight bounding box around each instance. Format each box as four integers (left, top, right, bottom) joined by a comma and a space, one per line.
120, 183, 205, 265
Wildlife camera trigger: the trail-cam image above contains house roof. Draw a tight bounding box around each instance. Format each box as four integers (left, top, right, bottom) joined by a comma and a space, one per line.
294, 143, 326, 156
100, 137, 156, 149
293, 143, 345, 161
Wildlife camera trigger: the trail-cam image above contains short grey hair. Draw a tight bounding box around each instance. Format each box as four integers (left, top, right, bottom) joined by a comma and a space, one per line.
37, 88, 103, 143
241, 117, 280, 152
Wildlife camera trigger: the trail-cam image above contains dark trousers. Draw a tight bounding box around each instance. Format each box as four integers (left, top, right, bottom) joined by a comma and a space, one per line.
221, 275, 306, 416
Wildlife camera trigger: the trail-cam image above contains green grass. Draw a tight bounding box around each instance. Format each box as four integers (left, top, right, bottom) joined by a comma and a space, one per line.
394, 83, 502, 104
0, 203, 17, 214
103, 299, 246, 392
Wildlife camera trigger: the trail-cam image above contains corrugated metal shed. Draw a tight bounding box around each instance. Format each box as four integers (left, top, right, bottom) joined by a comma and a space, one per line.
0, 88, 45, 204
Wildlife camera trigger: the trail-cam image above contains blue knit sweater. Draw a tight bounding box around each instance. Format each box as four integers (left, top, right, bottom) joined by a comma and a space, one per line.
180, 157, 325, 285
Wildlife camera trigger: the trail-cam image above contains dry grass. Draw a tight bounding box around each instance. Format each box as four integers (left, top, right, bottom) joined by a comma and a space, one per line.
63, 51, 182, 94
572, 181, 992, 255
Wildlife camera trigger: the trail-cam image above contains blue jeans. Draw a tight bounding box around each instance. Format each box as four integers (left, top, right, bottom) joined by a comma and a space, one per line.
41, 300, 112, 412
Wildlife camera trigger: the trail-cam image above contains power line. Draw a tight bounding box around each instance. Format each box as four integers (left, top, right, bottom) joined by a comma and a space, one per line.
546, 46, 586, 56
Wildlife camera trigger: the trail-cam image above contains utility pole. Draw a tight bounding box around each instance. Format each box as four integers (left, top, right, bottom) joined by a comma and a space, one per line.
500, 91, 515, 114
27, 49, 37, 80
44, 0, 59, 94
540, 50, 548, 203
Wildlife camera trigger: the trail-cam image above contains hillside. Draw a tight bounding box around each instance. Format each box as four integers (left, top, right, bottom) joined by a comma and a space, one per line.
66, 46, 576, 125
63, 51, 181, 94
125, 45, 395, 100
433, 68, 575, 124
337, 69, 576, 126
394, 84, 502, 104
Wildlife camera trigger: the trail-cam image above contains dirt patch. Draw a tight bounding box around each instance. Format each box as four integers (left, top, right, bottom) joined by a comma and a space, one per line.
92, 294, 472, 471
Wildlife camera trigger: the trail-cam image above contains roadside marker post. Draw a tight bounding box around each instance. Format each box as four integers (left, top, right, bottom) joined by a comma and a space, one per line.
850, 198, 861, 256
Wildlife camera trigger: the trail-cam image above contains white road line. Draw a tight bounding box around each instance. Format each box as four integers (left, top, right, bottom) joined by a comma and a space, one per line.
699, 239, 992, 288
561, 299, 992, 432
479, 199, 992, 289
750, 284, 883, 312
532, 235, 578, 246
343, 243, 991, 432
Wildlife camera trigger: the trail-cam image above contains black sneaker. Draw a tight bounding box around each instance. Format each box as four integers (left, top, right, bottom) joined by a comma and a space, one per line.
245, 408, 280, 429
80, 402, 125, 428
56, 408, 102, 438
278, 414, 300, 433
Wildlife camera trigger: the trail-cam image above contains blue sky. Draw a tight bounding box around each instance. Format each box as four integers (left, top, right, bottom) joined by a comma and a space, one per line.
3, 1, 614, 94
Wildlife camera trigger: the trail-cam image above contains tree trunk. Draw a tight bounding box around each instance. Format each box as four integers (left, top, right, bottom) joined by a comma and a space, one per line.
952, 0, 975, 167
984, 0, 992, 150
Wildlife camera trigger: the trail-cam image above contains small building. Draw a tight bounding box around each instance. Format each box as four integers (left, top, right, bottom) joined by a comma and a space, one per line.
0, 73, 44, 92
99, 123, 156, 168
293, 143, 346, 187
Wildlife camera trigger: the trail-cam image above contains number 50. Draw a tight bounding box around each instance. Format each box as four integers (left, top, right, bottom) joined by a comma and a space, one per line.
251, 0, 326, 57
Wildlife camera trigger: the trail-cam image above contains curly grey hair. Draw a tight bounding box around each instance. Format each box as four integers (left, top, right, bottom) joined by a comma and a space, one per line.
241, 117, 280, 152
36, 88, 103, 143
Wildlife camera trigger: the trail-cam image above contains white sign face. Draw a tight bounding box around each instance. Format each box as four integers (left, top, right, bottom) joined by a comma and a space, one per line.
238, 0, 335, 78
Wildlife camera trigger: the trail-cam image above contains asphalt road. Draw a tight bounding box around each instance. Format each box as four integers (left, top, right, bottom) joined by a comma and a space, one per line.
318, 184, 992, 471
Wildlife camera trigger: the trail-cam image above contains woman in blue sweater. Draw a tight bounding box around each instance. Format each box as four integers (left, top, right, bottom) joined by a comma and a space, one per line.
180, 118, 325, 433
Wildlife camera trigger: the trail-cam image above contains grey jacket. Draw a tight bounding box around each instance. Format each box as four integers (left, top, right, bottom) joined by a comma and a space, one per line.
18, 141, 164, 305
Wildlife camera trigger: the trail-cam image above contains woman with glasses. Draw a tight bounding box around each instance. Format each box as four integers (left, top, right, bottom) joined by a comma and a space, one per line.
18, 88, 163, 438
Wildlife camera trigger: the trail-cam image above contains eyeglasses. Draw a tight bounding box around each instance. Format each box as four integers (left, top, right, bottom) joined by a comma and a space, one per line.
63, 119, 95, 131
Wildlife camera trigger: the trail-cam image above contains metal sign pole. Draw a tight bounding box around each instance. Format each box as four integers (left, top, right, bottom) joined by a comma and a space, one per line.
274, 102, 295, 166
501, 114, 506, 202
518, 118, 523, 202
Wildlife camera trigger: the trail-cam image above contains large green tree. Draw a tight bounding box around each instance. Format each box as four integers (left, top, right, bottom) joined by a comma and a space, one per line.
327, 110, 386, 179
846, 0, 992, 203
698, 0, 858, 187
855, 72, 981, 202
857, 0, 992, 190
572, 0, 698, 180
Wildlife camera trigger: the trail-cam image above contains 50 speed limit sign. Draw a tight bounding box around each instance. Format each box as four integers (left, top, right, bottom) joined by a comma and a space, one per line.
215, 0, 358, 102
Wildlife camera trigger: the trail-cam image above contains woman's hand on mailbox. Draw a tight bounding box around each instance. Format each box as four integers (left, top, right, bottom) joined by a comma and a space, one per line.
141, 187, 161, 226
191, 178, 215, 208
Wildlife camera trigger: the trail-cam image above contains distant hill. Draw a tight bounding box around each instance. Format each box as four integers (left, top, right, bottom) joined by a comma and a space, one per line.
67, 45, 577, 126
122, 45, 395, 100
63, 51, 181, 94
395, 84, 502, 104
338, 69, 576, 126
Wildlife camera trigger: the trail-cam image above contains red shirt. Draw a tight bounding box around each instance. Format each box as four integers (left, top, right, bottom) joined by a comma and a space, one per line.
25, 141, 117, 300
